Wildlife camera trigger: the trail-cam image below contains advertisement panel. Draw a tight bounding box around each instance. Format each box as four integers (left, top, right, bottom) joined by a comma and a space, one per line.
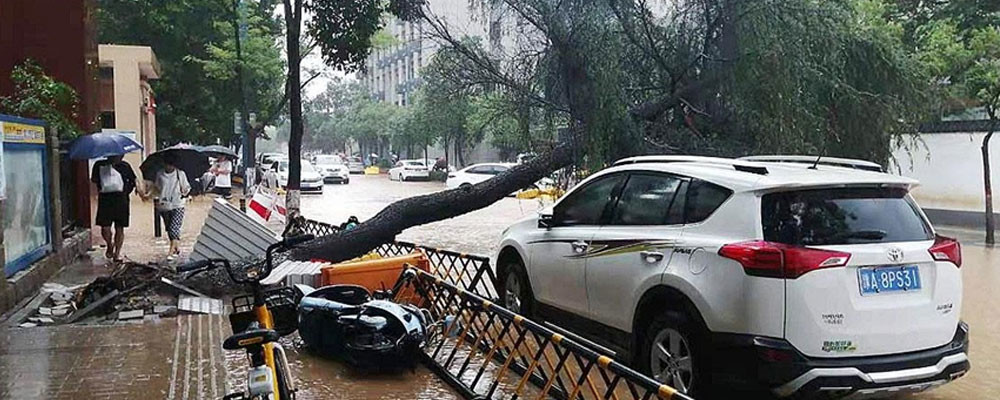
1, 115, 50, 277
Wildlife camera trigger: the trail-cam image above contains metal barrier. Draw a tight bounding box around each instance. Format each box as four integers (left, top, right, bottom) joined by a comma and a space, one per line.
395, 266, 694, 400
295, 218, 500, 301
294, 218, 689, 400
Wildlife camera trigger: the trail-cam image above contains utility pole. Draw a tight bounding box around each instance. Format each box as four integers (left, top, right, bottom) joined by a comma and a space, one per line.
233, 0, 253, 192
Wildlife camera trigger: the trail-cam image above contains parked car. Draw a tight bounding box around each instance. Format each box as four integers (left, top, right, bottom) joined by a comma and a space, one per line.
346, 156, 365, 174
388, 159, 430, 181
273, 159, 324, 193
494, 155, 968, 398
446, 163, 517, 189
313, 154, 350, 184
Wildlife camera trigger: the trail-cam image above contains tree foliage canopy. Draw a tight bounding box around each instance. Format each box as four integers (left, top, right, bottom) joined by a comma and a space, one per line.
0, 60, 82, 139
97, 0, 284, 147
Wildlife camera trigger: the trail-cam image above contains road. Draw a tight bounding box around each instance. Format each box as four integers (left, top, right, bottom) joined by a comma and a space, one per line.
298, 175, 999, 399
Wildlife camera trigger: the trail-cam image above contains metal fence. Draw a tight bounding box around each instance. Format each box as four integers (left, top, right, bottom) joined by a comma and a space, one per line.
394, 266, 693, 400
295, 218, 690, 400
293, 218, 500, 300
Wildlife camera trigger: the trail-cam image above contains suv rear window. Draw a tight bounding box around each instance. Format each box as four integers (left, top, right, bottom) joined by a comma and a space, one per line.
762, 187, 932, 246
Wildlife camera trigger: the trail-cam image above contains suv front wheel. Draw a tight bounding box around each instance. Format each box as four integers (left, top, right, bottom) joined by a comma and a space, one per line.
639, 311, 706, 396
500, 261, 534, 317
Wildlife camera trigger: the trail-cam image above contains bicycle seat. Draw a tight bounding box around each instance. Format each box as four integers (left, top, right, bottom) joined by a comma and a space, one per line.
223, 327, 280, 350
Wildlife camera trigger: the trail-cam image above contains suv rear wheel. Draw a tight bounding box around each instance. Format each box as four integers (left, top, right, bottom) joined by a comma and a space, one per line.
640, 311, 706, 396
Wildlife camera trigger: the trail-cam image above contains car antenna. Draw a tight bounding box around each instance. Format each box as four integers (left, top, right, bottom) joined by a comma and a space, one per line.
809, 155, 822, 170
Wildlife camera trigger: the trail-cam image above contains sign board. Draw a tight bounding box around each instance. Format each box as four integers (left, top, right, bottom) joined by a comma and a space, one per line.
3, 120, 46, 144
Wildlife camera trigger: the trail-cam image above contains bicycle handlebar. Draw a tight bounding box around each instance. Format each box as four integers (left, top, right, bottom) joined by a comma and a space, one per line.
263, 234, 316, 279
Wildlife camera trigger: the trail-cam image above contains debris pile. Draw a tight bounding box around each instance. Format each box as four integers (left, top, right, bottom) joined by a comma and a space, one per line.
12, 261, 237, 327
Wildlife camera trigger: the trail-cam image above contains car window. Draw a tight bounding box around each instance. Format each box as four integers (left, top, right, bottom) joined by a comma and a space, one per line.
314, 156, 341, 165
555, 173, 626, 226
762, 187, 933, 246
467, 165, 491, 174
394, 161, 403, 167
609, 174, 685, 225
490, 165, 509, 175
684, 179, 732, 223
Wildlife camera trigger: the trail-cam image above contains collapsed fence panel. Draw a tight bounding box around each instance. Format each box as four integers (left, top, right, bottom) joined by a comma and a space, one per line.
394, 267, 694, 400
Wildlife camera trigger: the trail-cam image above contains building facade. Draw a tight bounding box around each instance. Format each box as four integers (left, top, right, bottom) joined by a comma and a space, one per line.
359, 0, 493, 106
97, 44, 161, 169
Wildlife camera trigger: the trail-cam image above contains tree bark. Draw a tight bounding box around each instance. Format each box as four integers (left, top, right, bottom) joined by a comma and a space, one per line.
284, 0, 303, 219
291, 141, 576, 262
983, 124, 995, 245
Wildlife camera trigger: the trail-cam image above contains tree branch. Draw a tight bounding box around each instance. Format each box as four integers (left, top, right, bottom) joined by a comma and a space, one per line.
291, 140, 576, 262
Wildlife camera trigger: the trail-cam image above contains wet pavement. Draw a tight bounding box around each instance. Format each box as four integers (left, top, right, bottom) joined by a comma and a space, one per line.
0, 314, 226, 399
1, 174, 998, 399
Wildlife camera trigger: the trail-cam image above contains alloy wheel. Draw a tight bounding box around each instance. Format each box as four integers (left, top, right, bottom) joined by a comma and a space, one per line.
649, 327, 695, 393
504, 272, 523, 314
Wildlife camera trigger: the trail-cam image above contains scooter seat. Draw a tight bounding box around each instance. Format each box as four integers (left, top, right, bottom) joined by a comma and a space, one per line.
223, 327, 280, 350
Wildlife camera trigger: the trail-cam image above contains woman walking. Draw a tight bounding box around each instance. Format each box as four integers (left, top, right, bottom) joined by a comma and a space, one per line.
143, 155, 191, 261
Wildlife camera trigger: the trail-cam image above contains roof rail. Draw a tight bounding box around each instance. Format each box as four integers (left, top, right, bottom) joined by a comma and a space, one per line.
737, 155, 883, 172
613, 155, 769, 175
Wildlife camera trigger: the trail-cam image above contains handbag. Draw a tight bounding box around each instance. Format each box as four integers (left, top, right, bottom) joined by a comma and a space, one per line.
99, 165, 124, 193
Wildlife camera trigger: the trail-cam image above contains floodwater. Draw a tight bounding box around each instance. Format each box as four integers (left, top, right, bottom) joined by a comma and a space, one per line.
227, 175, 550, 399
294, 175, 1000, 399
1, 175, 997, 399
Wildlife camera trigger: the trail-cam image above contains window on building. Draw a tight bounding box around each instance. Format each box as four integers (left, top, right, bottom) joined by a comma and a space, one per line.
99, 112, 116, 129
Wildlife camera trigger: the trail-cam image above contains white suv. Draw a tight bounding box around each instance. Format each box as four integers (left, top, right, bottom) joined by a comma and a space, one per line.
495, 155, 969, 399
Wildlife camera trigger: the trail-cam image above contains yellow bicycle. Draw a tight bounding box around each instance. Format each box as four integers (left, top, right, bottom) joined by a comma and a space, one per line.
178, 234, 314, 400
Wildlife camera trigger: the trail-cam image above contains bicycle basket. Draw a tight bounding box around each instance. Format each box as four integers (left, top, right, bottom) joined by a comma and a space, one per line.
230, 287, 300, 336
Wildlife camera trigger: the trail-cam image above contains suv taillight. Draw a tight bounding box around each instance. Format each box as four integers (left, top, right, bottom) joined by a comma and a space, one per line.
928, 235, 961, 267
719, 240, 851, 279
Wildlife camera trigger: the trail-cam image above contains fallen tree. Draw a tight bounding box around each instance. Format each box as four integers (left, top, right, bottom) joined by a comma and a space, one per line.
291, 141, 575, 262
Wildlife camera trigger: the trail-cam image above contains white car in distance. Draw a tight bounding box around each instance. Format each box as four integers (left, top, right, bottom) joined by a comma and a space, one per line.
388, 159, 430, 181
273, 159, 324, 193
312, 154, 350, 184
446, 163, 516, 189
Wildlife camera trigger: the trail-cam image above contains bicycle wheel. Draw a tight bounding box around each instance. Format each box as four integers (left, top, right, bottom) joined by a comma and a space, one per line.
272, 347, 293, 400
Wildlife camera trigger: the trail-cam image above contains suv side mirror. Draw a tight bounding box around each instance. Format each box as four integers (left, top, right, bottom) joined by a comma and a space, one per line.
538, 212, 554, 229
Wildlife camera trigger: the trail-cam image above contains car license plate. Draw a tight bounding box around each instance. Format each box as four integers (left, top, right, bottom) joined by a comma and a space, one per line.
858, 265, 921, 295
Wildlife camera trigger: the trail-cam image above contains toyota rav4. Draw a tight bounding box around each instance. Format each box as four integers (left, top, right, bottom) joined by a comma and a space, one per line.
495, 155, 969, 399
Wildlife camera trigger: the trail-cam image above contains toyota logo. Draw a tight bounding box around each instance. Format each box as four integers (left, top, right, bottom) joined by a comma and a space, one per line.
887, 247, 904, 263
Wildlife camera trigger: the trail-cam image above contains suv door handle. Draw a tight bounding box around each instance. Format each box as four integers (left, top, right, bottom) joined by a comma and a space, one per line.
640, 251, 665, 263
571, 241, 589, 253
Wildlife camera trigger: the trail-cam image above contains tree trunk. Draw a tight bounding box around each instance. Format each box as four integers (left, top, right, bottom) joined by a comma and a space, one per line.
984, 126, 995, 245
291, 141, 576, 262
284, 0, 303, 220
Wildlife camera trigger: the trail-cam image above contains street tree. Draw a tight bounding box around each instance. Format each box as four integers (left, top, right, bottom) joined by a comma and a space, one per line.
0, 60, 82, 139
97, 0, 284, 147
914, 6, 1000, 244
293, 0, 935, 262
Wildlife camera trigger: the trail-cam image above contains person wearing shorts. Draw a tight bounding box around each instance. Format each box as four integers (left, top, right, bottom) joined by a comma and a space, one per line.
143, 156, 191, 261
91, 155, 137, 261
211, 155, 233, 198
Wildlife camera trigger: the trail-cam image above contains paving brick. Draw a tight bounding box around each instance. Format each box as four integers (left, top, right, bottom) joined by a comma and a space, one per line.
0, 315, 227, 399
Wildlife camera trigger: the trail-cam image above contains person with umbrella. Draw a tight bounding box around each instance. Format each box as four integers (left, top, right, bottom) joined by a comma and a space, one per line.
70, 132, 143, 262
90, 154, 138, 262
140, 153, 190, 261
210, 155, 234, 199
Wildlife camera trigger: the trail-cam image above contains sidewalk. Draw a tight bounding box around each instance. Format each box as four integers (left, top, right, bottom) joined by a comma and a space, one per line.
88, 194, 233, 265
0, 313, 227, 399
0, 194, 235, 399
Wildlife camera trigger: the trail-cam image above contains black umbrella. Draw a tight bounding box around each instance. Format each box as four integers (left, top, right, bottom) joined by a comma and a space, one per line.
199, 145, 238, 160
140, 144, 211, 195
